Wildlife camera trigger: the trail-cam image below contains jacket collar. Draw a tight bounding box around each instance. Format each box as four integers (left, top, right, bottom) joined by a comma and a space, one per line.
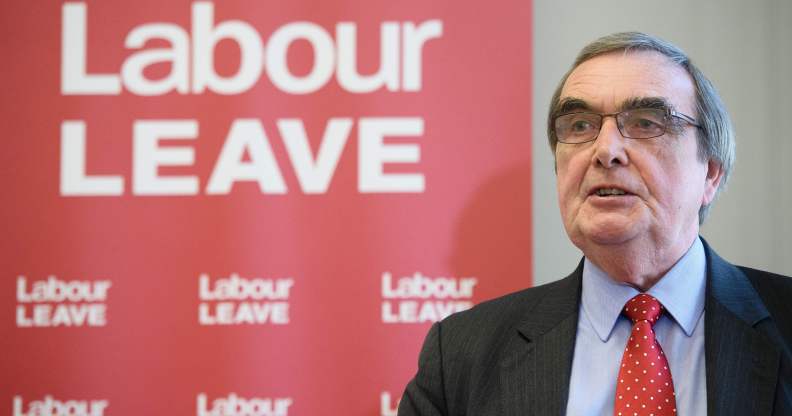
703, 238, 769, 324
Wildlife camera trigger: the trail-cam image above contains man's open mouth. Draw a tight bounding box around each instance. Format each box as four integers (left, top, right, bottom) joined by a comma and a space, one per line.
593, 187, 629, 196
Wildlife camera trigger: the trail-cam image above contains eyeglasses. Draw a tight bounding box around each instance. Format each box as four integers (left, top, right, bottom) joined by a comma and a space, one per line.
553, 108, 701, 144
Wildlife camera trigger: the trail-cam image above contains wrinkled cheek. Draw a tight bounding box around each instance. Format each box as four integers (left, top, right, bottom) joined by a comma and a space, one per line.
557, 189, 581, 232
556, 182, 573, 219
555, 151, 587, 222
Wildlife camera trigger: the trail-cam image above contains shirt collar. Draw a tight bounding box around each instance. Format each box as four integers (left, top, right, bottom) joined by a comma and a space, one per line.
581, 237, 707, 342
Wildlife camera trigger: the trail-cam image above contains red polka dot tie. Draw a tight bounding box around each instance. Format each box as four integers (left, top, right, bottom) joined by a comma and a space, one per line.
613, 294, 677, 416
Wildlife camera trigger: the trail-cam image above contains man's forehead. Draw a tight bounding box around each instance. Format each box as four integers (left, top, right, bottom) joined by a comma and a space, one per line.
559, 50, 696, 113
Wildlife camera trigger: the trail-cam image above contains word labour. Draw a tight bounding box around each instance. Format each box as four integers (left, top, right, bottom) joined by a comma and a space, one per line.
13, 395, 108, 416
197, 393, 292, 416
61, 117, 425, 196
199, 273, 293, 325
16, 276, 111, 327
62, 2, 442, 95
381, 272, 478, 323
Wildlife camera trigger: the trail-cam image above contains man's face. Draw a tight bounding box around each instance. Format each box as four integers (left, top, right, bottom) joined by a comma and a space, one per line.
555, 50, 722, 254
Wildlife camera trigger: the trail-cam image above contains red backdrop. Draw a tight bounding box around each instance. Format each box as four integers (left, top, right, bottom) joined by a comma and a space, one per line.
0, 1, 532, 414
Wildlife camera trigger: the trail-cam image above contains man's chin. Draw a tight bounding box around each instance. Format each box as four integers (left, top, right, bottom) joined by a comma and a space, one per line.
577, 220, 642, 246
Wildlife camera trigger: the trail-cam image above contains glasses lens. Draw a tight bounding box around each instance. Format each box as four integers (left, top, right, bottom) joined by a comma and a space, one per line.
619, 108, 667, 139
555, 113, 601, 143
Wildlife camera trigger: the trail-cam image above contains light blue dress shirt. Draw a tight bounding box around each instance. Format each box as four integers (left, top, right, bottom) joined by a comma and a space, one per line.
565, 237, 707, 416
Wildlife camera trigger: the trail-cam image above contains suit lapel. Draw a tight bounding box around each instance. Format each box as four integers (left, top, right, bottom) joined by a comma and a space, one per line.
499, 263, 582, 415
704, 242, 780, 416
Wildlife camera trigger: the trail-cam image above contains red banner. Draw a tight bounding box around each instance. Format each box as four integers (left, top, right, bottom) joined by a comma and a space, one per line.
0, 1, 532, 414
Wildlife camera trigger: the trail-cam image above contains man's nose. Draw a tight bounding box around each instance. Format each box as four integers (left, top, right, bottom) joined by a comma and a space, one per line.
592, 116, 629, 168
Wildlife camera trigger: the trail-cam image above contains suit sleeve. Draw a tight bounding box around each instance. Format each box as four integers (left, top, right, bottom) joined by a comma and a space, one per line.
397, 322, 449, 416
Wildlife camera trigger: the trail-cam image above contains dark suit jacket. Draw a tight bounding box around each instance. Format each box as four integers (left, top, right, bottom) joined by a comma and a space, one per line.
398, 241, 792, 415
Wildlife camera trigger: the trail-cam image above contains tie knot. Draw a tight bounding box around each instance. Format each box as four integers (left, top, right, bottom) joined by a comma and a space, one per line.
623, 293, 663, 325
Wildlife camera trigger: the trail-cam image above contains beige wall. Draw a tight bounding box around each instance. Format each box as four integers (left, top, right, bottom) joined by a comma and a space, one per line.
532, 0, 792, 285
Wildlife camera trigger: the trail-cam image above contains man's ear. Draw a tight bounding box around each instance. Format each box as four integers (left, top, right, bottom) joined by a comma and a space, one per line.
701, 160, 724, 206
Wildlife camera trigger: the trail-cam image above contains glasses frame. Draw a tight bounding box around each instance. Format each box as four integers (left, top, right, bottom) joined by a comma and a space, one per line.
553, 108, 702, 144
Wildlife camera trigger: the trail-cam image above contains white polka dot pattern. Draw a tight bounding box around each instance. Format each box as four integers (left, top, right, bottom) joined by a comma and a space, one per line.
613, 294, 677, 416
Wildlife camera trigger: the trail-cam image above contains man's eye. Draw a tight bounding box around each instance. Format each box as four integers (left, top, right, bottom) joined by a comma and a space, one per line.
623, 115, 665, 137
636, 118, 660, 129
622, 109, 667, 136
571, 120, 594, 133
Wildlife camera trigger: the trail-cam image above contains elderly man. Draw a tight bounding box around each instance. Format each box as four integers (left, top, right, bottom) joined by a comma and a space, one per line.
398, 32, 792, 415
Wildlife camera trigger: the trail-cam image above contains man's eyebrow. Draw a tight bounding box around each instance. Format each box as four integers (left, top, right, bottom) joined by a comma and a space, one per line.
555, 97, 591, 114
620, 97, 673, 111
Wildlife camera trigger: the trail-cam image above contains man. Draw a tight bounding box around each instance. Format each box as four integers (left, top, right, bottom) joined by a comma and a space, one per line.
398, 32, 792, 415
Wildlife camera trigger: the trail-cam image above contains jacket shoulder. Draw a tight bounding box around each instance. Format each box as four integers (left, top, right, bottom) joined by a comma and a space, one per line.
441, 276, 574, 333
739, 266, 792, 290
432, 272, 580, 367
421, 275, 579, 414
739, 266, 792, 337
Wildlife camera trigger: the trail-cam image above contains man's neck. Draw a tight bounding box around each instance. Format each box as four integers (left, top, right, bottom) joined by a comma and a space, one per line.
581, 233, 698, 291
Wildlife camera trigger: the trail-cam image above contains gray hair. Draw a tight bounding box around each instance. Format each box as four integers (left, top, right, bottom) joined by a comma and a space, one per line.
547, 32, 735, 224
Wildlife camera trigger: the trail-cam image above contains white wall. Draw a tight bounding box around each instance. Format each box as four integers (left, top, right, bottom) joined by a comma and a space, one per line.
532, 0, 792, 285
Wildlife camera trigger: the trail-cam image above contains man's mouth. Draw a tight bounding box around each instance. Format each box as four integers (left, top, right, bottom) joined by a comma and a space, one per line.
592, 187, 629, 197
